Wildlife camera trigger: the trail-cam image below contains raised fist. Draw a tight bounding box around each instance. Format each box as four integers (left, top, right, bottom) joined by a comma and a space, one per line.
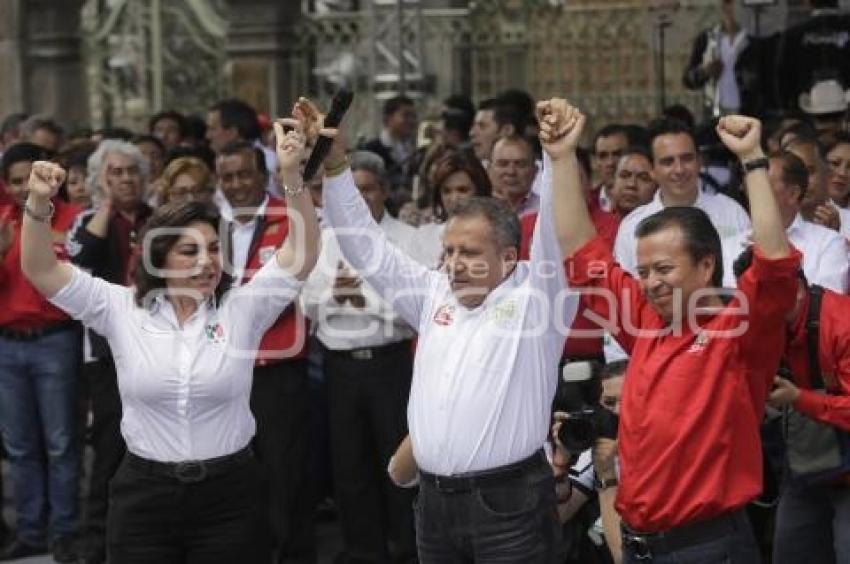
716, 115, 764, 160
536, 98, 586, 161
28, 161, 66, 199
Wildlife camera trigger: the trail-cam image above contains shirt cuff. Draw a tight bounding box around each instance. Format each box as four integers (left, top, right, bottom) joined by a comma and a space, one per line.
749, 245, 803, 280
793, 388, 824, 419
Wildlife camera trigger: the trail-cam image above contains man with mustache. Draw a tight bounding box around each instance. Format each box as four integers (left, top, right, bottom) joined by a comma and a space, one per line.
319, 98, 580, 562
557, 112, 800, 563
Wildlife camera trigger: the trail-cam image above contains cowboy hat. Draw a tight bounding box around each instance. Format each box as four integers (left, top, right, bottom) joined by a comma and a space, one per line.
799, 79, 850, 115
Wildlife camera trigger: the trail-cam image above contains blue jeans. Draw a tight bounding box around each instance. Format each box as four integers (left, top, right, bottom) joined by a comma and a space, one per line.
0, 328, 81, 545
622, 510, 760, 564
414, 453, 562, 563
773, 479, 850, 564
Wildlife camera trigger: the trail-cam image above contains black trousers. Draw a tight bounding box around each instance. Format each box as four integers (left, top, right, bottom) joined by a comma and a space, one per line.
250, 360, 316, 564
81, 355, 126, 552
324, 343, 417, 564
106, 453, 270, 563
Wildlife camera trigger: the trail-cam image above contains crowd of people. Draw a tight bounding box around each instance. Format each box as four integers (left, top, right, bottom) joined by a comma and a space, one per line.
1, 1, 850, 564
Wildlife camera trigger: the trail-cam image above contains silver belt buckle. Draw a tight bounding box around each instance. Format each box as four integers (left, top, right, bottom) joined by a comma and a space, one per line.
174, 461, 208, 483
623, 532, 653, 560
351, 348, 373, 361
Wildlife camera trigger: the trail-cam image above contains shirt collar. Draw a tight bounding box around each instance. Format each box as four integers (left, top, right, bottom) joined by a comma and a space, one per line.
655, 186, 703, 208
787, 213, 804, 235
222, 194, 269, 225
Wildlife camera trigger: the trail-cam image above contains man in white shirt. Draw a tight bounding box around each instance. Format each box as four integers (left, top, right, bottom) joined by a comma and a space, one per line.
614, 118, 751, 275
301, 151, 420, 563
320, 99, 580, 563
592, 124, 630, 213
722, 151, 849, 292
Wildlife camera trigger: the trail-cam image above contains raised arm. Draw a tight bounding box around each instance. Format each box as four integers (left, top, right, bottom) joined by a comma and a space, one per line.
20, 161, 73, 297
272, 107, 322, 281
536, 99, 596, 258
717, 116, 789, 259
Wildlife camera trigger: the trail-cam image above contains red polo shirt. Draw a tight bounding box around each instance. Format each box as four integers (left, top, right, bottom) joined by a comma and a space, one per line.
520, 203, 620, 360
0, 200, 81, 330
567, 236, 800, 532
785, 289, 850, 432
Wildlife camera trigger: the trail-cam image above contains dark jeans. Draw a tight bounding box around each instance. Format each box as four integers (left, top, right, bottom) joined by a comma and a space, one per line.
80, 355, 126, 554
622, 510, 760, 564
414, 454, 562, 563
251, 360, 316, 564
773, 479, 850, 564
0, 328, 81, 545
324, 343, 416, 564
106, 453, 270, 563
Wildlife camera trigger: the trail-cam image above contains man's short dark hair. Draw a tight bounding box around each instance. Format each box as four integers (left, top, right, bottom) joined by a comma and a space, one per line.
217, 140, 267, 176
647, 118, 697, 162
149, 110, 187, 137
22, 115, 63, 139
132, 135, 165, 153
1, 142, 52, 180
772, 151, 809, 200
619, 145, 653, 165
382, 95, 414, 119
450, 196, 521, 251
478, 98, 526, 136
635, 206, 723, 287
593, 124, 629, 151
210, 99, 261, 141
662, 104, 696, 130
1, 112, 28, 137
624, 124, 651, 149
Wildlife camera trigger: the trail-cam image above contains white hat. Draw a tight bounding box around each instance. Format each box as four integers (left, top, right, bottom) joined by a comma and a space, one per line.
799, 79, 850, 115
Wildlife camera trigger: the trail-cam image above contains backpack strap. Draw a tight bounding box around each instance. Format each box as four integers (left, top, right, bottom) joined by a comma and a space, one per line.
806, 285, 824, 390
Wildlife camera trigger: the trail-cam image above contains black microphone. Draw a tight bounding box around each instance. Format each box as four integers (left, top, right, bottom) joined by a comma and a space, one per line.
302, 88, 354, 182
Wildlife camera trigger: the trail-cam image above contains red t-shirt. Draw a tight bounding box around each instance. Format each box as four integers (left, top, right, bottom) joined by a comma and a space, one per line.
519, 205, 620, 360
786, 289, 850, 432
567, 236, 801, 532
0, 200, 81, 330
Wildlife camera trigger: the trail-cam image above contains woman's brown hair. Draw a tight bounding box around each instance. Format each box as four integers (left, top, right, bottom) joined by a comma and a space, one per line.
133, 201, 226, 307
430, 149, 492, 221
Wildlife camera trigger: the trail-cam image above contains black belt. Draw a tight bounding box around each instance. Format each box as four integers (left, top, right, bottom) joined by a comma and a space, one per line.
419, 450, 545, 493
324, 339, 411, 361
621, 508, 749, 559
0, 321, 77, 342
125, 445, 253, 484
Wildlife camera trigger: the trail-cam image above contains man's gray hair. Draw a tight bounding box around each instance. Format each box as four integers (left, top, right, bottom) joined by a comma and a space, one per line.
86, 139, 150, 202
449, 196, 521, 250
349, 150, 386, 180
21, 114, 63, 138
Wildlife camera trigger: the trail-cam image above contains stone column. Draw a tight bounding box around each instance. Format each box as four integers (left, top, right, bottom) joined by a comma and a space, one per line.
223, 0, 302, 116
21, 0, 88, 128
0, 0, 25, 117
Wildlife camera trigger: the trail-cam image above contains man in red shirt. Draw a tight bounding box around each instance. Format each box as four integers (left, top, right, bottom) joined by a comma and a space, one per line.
544, 100, 799, 563
0, 143, 82, 562
732, 249, 850, 564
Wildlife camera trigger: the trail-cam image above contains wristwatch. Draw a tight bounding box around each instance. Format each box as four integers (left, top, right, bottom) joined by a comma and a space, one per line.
743, 157, 769, 174
596, 475, 619, 491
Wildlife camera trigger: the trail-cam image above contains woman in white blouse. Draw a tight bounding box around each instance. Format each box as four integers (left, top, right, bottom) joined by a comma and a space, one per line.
20, 112, 325, 564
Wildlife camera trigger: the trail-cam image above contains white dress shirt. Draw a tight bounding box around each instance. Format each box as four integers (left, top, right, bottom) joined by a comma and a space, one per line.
301, 212, 421, 350
48, 260, 302, 462
414, 222, 445, 268
321, 157, 575, 475
721, 214, 849, 293
220, 196, 269, 286
718, 29, 748, 111
614, 188, 751, 275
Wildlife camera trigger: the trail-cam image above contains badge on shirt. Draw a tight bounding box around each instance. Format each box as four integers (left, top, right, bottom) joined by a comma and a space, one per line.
204, 322, 226, 344
433, 304, 455, 326
258, 246, 276, 265
687, 331, 709, 353
487, 299, 519, 327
